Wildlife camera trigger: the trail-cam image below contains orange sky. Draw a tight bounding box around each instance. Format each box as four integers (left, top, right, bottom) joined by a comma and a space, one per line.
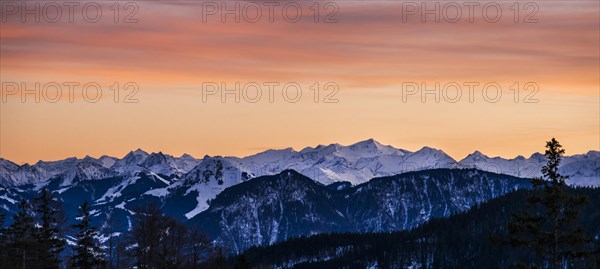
1, 1, 599, 164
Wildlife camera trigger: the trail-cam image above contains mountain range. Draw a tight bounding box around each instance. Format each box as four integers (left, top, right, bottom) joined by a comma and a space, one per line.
0, 139, 597, 252
1, 139, 597, 188
0, 168, 530, 253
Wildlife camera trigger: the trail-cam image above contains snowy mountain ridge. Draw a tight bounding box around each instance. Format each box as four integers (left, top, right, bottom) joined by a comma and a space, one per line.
0, 139, 598, 188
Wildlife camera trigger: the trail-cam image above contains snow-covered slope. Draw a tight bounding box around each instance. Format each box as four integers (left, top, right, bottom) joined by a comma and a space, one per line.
0, 158, 20, 186
147, 157, 253, 219
53, 161, 117, 187
140, 152, 185, 178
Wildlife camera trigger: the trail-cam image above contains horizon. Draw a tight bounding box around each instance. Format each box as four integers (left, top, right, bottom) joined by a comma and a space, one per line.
2, 138, 597, 166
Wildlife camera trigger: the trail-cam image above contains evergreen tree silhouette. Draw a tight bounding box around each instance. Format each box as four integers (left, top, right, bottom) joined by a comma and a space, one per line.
34, 188, 66, 268
505, 138, 596, 269
72, 201, 105, 269
6, 199, 38, 269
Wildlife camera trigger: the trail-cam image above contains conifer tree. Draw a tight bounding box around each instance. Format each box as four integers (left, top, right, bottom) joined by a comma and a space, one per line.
34, 188, 66, 268
6, 199, 38, 269
72, 201, 104, 269
505, 138, 596, 269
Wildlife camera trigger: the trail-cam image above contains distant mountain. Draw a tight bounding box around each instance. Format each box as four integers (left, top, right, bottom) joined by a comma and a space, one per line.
458, 150, 600, 186
190, 169, 530, 252
235, 140, 595, 186
240, 139, 410, 185
50, 161, 117, 187
109, 149, 150, 174
1, 139, 596, 188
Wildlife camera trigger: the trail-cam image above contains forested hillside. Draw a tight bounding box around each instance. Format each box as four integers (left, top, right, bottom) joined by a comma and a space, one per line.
238, 188, 600, 268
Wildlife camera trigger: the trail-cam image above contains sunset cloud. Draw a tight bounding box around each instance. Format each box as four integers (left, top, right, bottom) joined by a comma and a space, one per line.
1, 1, 598, 163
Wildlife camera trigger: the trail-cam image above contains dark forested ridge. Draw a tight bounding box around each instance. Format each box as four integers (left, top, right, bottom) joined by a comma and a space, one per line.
238, 187, 600, 269
190, 169, 531, 252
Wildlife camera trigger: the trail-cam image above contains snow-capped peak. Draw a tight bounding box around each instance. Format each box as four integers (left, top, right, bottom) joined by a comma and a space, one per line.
132, 148, 148, 155
402, 147, 457, 170
55, 161, 117, 187
110, 149, 150, 174
410, 146, 451, 159
529, 152, 546, 161
143, 152, 168, 166
180, 153, 196, 160
347, 139, 408, 157
460, 150, 489, 163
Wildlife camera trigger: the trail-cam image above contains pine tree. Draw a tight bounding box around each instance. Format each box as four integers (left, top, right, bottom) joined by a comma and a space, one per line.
34, 188, 66, 268
72, 201, 104, 269
505, 138, 596, 269
6, 199, 38, 269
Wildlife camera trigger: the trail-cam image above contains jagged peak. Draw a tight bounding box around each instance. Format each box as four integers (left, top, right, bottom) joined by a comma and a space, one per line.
529, 152, 545, 160
251, 147, 296, 157
409, 147, 456, 164
472, 150, 484, 156
132, 148, 148, 155
35, 157, 77, 165
414, 146, 444, 154
468, 150, 488, 158
300, 139, 410, 155
148, 151, 167, 158
180, 153, 196, 159
349, 138, 382, 149
299, 146, 315, 153
81, 155, 97, 162
300, 142, 346, 153
0, 158, 18, 165
511, 155, 525, 161
123, 148, 149, 159
144, 151, 169, 163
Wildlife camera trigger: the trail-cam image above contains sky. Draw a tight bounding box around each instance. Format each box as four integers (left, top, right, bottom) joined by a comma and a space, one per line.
1, 0, 599, 164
